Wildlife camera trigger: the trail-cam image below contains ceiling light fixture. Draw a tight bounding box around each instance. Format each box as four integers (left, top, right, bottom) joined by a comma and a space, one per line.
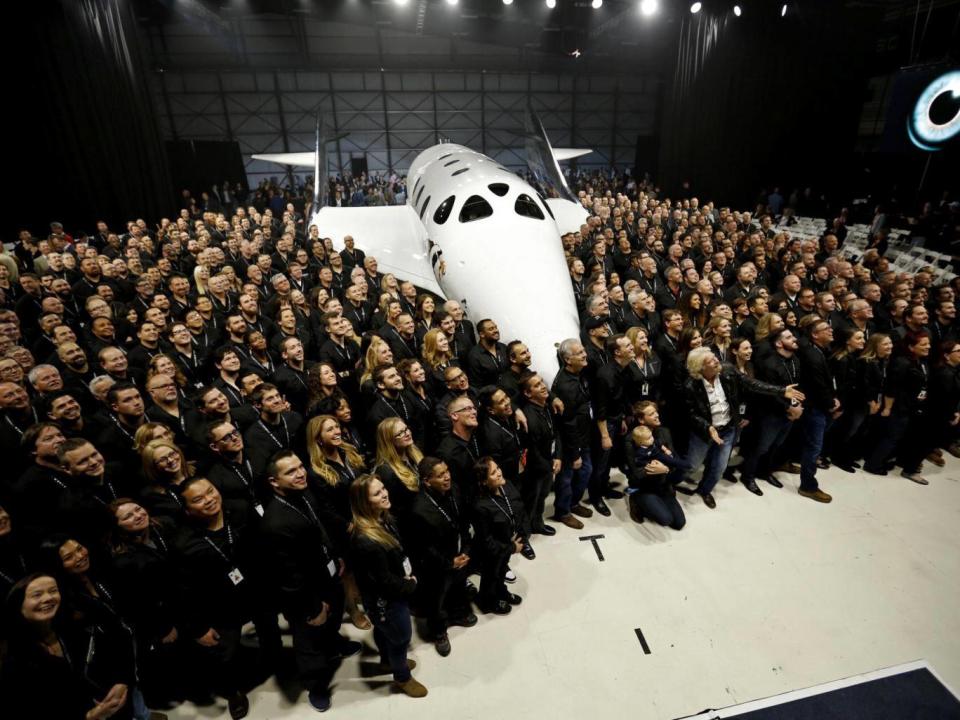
690, 2, 702, 13
639, 0, 658, 17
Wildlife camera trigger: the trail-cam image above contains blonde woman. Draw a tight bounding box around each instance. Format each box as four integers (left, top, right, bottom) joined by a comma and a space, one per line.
306, 414, 370, 629
374, 417, 423, 525
139, 438, 194, 518
421, 327, 458, 393
360, 336, 394, 386
349, 474, 427, 698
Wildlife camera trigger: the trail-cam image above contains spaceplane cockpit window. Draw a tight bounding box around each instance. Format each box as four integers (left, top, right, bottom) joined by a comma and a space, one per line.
433, 196, 456, 225
458, 195, 493, 224
488, 183, 509, 197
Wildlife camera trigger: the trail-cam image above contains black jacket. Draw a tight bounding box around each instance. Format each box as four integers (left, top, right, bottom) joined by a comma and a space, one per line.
551, 367, 593, 461
797, 339, 837, 412
521, 401, 561, 476
407, 485, 472, 577
479, 415, 523, 483
260, 489, 342, 622
466, 343, 508, 389
350, 524, 417, 602
684, 369, 784, 440
472, 481, 526, 562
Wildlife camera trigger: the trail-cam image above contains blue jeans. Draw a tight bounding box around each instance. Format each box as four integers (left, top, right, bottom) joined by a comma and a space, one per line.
554, 451, 592, 516
684, 426, 736, 496
739, 412, 794, 482
365, 598, 413, 682
800, 408, 832, 491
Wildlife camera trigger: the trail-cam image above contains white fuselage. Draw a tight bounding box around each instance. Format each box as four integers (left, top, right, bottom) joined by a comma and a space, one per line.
406, 144, 581, 384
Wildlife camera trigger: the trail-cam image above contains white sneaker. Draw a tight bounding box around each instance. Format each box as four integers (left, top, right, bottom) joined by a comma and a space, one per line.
504, 568, 517, 584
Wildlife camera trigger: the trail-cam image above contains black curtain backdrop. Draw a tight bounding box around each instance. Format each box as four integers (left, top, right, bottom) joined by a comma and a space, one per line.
7, 0, 174, 240
166, 140, 246, 198
658, 3, 880, 208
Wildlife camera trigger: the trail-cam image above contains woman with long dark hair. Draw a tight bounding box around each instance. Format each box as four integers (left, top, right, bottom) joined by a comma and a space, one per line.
824, 328, 867, 472
864, 330, 934, 483
0, 573, 135, 719
471, 457, 525, 616
348, 474, 427, 698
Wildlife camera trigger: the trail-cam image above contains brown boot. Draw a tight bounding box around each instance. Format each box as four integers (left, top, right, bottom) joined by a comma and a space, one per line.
394, 676, 428, 698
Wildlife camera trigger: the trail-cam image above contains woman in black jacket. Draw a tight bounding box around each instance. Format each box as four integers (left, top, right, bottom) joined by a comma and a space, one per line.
348, 473, 427, 698
864, 330, 933, 483
0, 503, 28, 599
0, 573, 134, 719
929, 340, 960, 457
471, 457, 525, 616
825, 328, 867, 472
108, 499, 183, 707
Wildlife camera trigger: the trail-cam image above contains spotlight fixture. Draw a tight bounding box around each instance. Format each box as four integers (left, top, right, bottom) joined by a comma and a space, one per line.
781, 3, 787, 16
592, 0, 603, 7
445, 0, 458, 5
690, 2, 702, 13
639, 0, 658, 17
502, 0, 513, 5
733, 3, 741, 16
546, 0, 556, 7
392, 0, 408, 5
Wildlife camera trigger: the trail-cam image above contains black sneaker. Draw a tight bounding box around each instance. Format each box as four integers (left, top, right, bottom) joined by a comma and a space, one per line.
521, 541, 536, 560
228, 692, 249, 720
505, 592, 523, 605
481, 600, 511, 615
449, 613, 478, 628
435, 633, 451, 657
592, 498, 612, 516
532, 524, 556, 536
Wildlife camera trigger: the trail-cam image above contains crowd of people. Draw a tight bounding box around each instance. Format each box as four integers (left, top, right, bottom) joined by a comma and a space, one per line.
0, 172, 958, 719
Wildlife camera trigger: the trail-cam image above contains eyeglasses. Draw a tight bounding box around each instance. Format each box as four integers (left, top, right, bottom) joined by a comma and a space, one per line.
155, 453, 179, 466
149, 382, 176, 391
452, 405, 476, 414
394, 427, 412, 439
215, 429, 240, 443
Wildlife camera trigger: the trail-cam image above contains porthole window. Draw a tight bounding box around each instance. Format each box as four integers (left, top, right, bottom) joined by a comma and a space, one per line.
433, 196, 456, 225
514, 194, 545, 220
459, 195, 493, 223
488, 183, 509, 197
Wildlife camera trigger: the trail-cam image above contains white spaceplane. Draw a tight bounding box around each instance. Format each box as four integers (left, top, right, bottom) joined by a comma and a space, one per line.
253, 108, 590, 383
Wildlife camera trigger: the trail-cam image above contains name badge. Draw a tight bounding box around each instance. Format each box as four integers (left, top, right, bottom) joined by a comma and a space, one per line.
918, 390, 927, 402
641, 382, 650, 396
550, 440, 557, 455
739, 403, 747, 415
588, 404, 594, 420
327, 559, 337, 577
402, 557, 413, 576
254, 503, 265, 517
832, 378, 838, 391
456, 536, 462, 554
228, 568, 245, 586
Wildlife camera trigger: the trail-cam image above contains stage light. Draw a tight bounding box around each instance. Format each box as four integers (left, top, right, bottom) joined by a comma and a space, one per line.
639, 0, 658, 17
592, 0, 603, 7
733, 4, 741, 16
690, 2, 702, 13
392, 0, 408, 5
781, 3, 787, 16
503, 0, 513, 5
445, 0, 458, 5
546, 0, 556, 7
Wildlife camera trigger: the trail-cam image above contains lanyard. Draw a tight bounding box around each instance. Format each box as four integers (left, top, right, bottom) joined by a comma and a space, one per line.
780, 356, 798, 383
258, 417, 290, 448
490, 492, 516, 530
110, 415, 134, 442
0, 553, 26, 585
531, 403, 554, 436
150, 528, 169, 555
203, 523, 235, 564
274, 494, 325, 536
221, 382, 243, 405
229, 459, 254, 490
332, 453, 357, 482
424, 488, 460, 528
490, 417, 520, 447
380, 393, 409, 421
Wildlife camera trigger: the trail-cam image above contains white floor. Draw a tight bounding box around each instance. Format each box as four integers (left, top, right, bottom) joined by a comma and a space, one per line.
168, 458, 960, 720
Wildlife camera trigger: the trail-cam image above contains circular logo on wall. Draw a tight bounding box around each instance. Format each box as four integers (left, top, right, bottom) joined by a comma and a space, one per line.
907, 70, 960, 152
